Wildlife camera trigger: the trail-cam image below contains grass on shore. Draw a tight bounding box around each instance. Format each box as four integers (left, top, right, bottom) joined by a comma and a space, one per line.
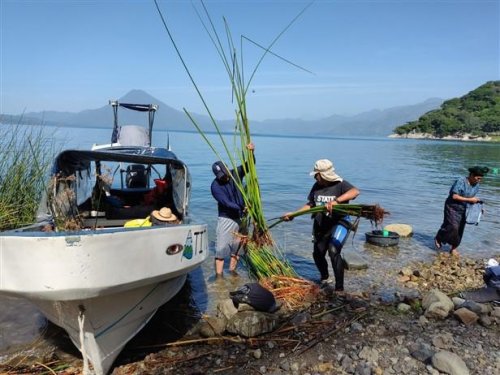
0, 123, 55, 231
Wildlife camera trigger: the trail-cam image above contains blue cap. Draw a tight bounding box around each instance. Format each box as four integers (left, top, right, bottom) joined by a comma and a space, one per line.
212, 161, 228, 180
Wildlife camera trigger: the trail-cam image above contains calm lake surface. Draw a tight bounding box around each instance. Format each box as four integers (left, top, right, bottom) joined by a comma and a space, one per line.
1, 126, 499, 360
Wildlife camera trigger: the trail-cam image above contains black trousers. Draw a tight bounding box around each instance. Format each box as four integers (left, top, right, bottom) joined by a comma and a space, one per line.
313, 230, 347, 291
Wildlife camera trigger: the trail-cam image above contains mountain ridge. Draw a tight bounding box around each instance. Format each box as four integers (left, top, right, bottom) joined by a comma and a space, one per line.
1, 89, 443, 137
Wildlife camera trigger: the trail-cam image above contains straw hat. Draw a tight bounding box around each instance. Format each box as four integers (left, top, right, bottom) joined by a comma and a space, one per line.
151, 207, 178, 222
309, 159, 343, 182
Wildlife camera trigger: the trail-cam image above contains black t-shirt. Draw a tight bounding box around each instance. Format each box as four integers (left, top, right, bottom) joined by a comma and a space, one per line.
307, 179, 355, 235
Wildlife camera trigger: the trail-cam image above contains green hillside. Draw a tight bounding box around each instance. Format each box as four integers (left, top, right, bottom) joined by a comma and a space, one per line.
394, 81, 500, 138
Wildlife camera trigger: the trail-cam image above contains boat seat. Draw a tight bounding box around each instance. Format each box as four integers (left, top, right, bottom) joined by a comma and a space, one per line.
126, 164, 148, 188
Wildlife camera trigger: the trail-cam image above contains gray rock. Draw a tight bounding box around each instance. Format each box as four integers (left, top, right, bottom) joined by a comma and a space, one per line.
351, 321, 364, 332
432, 333, 454, 349
426, 364, 440, 375
478, 315, 492, 327
226, 311, 280, 337
280, 360, 290, 371
340, 355, 354, 372
425, 302, 453, 319
409, 342, 435, 362
419, 315, 429, 326
423, 290, 454, 319
358, 346, 379, 363
198, 316, 226, 337
290, 311, 311, 325
490, 307, 500, 319
395, 289, 421, 304
431, 351, 470, 375
397, 303, 412, 312
237, 302, 256, 312
343, 248, 369, 270
452, 297, 466, 309
217, 299, 238, 320
253, 348, 262, 359
354, 361, 372, 375
423, 290, 454, 313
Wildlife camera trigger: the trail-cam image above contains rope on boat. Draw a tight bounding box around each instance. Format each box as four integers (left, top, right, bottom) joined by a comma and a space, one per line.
78, 309, 91, 375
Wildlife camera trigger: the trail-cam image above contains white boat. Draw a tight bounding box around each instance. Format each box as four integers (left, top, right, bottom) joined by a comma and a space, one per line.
0, 101, 208, 374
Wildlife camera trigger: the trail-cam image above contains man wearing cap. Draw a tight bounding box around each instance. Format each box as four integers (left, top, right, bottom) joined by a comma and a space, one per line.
211, 143, 255, 278
283, 159, 359, 291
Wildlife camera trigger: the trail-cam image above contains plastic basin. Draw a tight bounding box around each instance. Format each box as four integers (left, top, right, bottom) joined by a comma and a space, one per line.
365, 230, 400, 247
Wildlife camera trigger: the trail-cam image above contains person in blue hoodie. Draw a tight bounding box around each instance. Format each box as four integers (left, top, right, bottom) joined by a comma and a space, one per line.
211, 143, 254, 278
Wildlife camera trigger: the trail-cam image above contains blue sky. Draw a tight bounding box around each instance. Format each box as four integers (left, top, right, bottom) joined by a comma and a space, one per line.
1, 0, 499, 121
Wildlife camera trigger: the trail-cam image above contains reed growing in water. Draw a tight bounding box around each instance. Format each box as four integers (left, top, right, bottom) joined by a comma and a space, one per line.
0, 123, 55, 231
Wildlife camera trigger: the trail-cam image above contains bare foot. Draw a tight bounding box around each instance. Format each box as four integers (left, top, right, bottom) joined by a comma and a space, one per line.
434, 237, 442, 249
450, 249, 460, 257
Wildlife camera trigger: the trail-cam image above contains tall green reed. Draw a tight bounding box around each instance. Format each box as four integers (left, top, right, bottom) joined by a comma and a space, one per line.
154, 0, 312, 279
0, 123, 55, 230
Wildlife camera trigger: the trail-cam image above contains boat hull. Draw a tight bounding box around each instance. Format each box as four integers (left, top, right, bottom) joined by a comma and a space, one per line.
0, 223, 208, 374
34, 276, 186, 375
0, 224, 207, 300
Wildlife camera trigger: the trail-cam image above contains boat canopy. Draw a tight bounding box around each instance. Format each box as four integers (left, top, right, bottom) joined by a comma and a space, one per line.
110, 101, 158, 146
41, 146, 191, 224
53, 147, 183, 176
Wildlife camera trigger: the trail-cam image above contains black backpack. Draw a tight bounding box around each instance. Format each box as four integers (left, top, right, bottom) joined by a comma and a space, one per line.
230, 283, 277, 313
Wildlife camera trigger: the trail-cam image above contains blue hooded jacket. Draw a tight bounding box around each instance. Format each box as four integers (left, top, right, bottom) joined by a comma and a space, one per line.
211, 164, 246, 221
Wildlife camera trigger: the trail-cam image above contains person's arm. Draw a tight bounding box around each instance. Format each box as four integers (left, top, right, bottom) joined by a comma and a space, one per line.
282, 204, 312, 221
451, 193, 481, 204
282, 183, 315, 221
326, 186, 360, 211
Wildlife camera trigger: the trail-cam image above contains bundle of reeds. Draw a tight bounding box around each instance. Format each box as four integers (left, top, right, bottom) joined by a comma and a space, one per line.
268, 204, 389, 230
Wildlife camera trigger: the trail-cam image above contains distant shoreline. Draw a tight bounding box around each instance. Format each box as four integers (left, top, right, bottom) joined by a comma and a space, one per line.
389, 132, 494, 142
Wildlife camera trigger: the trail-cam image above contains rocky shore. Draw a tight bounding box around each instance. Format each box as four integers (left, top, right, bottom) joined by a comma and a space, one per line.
388, 133, 493, 142
1, 254, 499, 375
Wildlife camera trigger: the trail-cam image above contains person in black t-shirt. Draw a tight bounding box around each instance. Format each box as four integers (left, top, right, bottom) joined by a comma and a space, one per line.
283, 159, 360, 292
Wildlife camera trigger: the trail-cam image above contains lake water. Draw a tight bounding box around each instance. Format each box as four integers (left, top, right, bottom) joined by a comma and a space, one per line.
1, 126, 499, 362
